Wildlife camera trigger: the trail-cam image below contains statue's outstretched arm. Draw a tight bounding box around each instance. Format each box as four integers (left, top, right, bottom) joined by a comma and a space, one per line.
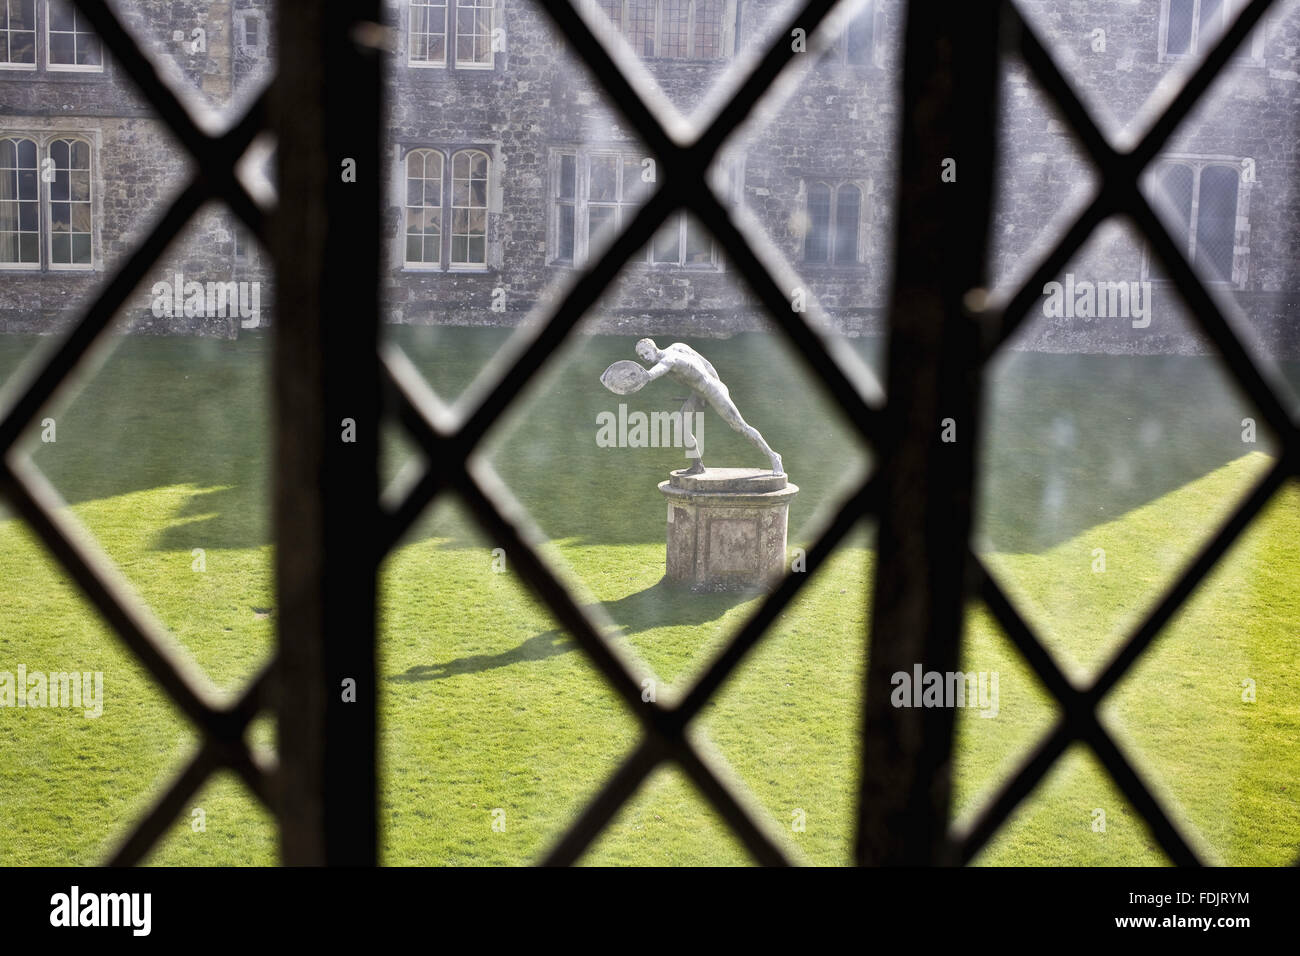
644, 361, 672, 382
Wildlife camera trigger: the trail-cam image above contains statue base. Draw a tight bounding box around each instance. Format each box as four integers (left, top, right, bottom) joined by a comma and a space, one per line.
657, 467, 799, 593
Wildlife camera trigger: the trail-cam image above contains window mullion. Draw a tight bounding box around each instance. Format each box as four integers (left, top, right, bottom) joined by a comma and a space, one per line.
39, 138, 47, 270
549, 151, 557, 263
858, 0, 1000, 867
829, 186, 839, 264
1188, 164, 1203, 263
577, 151, 589, 265
41, 140, 49, 269
449, 0, 457, 67
274, 0, 383, 866
442, 151, 451, 268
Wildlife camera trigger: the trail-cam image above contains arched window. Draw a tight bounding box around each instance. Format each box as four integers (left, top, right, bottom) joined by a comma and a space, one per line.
1156, 163, 1195, 223
804, 181, 864, 265
1196, 165, 1239, 281
804, 182, 831, 264
1148, 161, 1241, 283
451, 149, 488, 267
48, 137, 91, 268
405, 149, 443, 268
1148, 164, 1193, 280
834, 183, 862, 264
0, 136, 39, 266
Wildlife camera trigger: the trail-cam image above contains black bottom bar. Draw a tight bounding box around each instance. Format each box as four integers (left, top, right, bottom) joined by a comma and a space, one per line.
3, 866, 1286, 941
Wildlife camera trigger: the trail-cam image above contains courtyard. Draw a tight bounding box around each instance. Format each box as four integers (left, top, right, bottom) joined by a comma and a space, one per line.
0, 326, 1296, 865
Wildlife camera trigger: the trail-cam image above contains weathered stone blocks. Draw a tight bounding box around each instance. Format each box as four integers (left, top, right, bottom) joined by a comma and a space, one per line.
658, 467, 798, 592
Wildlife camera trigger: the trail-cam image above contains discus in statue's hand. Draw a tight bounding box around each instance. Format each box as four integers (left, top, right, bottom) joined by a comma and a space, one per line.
600, 361, 650, 395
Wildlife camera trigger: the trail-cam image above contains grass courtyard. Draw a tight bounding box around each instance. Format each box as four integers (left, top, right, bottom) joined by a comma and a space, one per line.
0, 326, 1297, 865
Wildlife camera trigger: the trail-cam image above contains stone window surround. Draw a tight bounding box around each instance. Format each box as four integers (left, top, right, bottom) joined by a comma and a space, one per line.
0, 127, 100, 273
1157, 0, 1266, 65
395, 142, 497, 273
798, 176, 872, 269
405, 0, 498, 71
1141, 153, 1252, 290
546, 145, 742, 271
234, 8, 269, 58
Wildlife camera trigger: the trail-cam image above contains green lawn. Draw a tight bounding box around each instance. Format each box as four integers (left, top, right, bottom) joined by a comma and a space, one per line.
0, 328, 1296, 865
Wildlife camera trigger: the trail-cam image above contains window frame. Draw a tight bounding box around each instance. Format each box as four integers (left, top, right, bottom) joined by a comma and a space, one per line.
403, 147, 445, 271
449, 147, 490, 269
552, 150, 578, 264
648, 212, 718, 269
407, 0, 450, 69
44, 134, 94, 271
234, 8, 269, 59
827, 0, 879, 68
452, 0, 496, 70
549, 147, 634, 267
0, 135, 40, 270
0, 0, 37, 71
44, 0, 103, 74
548, 145, 728, 270
407, 0, 496, 70
0, 131, 97, 272
397, 144, 492, 273
1158, 0, 1266, 64
1, 0, 1293, 872
1142, 154, 1250, 289
590, 0, 735, 61
232, 218, 251, 264
801, 178, 868, 268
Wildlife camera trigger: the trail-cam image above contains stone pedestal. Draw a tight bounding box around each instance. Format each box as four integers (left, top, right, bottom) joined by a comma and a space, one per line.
657, 467, 799, 592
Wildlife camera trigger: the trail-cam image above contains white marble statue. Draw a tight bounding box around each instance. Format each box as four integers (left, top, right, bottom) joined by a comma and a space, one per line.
600, 338, 784, 477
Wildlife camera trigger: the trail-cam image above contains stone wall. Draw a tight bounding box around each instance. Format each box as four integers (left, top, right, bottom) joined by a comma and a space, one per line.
0, 0, 272, 338
1, 0, 1298, 356
993, 0, 1300, 357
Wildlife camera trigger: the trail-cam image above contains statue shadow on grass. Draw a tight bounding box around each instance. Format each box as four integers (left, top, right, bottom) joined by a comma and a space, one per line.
387, 578, 751, 683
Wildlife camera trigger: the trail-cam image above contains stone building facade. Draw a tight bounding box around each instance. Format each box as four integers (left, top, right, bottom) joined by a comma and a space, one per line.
2, 0, 1298, 355
0, 0, 273, 337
